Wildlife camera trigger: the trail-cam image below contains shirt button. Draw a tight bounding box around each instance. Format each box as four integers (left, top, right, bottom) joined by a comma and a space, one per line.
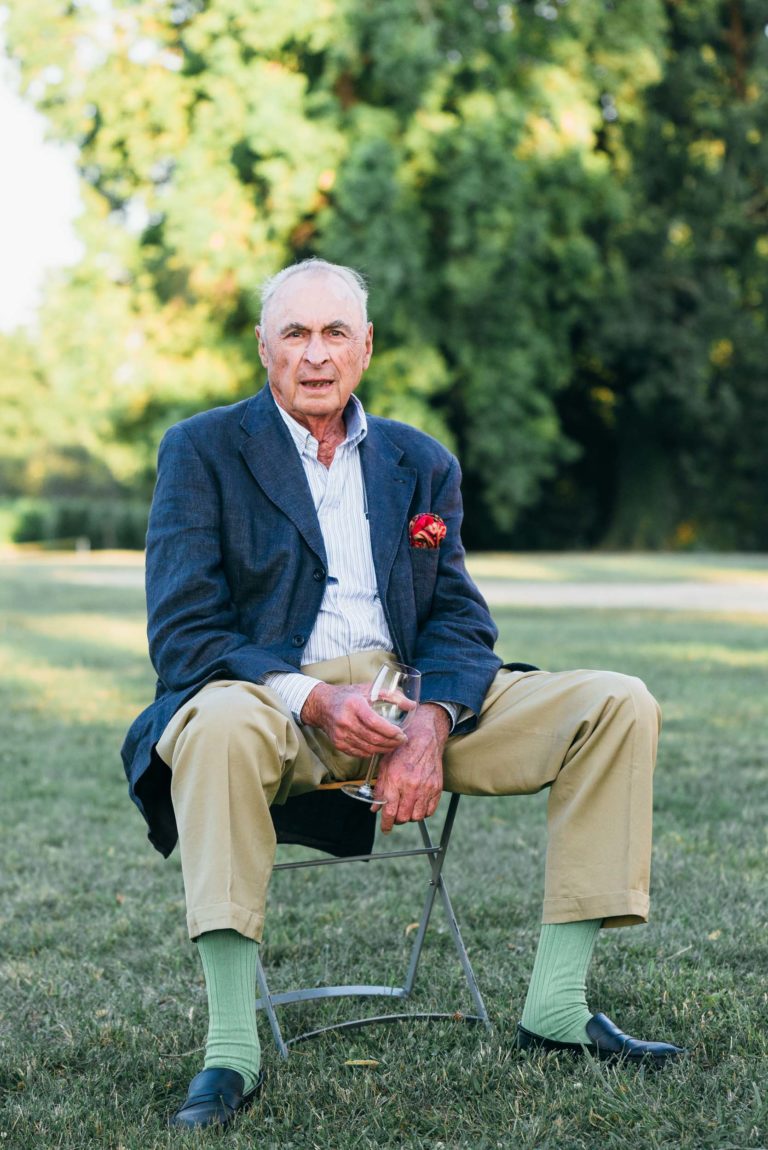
292, 634, 305, 647
313, 568, 326, 582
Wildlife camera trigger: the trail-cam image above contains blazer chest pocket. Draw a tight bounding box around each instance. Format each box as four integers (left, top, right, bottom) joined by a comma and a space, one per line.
409, 547, 440, 623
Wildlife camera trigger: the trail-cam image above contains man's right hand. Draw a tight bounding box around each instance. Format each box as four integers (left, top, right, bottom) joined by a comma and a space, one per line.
300, 682, 408, 758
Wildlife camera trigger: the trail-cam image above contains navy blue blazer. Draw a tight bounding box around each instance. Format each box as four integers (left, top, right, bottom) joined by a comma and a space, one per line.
121, 385, 502, 855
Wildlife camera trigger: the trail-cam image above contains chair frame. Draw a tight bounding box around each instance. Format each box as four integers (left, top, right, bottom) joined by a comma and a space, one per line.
256, 792, 491, 1057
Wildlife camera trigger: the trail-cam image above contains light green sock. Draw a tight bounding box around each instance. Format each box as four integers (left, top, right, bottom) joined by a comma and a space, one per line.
197, 929, 261, 1092
520, 919, 601, 1043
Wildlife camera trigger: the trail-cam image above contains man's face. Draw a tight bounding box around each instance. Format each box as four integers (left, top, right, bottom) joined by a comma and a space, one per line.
256, 271, 373, 431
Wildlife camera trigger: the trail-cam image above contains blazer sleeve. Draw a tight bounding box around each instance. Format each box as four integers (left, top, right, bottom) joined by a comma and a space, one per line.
145, 424, 300, 692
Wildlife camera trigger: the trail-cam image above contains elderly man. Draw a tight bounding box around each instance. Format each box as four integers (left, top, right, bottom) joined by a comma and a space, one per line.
122, 257, 684, 1131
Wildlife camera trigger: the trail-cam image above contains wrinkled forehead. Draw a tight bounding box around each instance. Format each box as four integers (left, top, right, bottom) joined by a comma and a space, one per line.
263, 270, 367, 332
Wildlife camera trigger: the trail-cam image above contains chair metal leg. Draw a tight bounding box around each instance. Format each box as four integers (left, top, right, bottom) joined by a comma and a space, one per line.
405, 795, 491, 1028
255, 794, 490, 1054
256, 950, 289, 1059
401, 792, 463, 996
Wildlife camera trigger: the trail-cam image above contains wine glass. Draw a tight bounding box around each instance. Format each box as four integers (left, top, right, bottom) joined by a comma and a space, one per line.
342, 661, 421, 804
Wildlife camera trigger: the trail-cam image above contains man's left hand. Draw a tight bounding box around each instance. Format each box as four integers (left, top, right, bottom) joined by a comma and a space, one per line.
373, 703, 451, 833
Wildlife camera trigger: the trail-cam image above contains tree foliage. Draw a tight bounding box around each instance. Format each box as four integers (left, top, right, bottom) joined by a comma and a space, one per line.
2, 0, 767, 548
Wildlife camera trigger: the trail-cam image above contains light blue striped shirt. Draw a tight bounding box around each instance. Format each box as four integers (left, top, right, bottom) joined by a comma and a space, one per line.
261, 395, 392, 718
261, 395, 460, 729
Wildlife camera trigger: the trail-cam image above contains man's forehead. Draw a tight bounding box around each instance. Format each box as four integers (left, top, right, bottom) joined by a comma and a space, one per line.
267, 271, 365, 325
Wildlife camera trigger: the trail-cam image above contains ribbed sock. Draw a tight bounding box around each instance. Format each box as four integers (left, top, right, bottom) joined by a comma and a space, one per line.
520, 919, 601, 1043
196, 929, 261, 1092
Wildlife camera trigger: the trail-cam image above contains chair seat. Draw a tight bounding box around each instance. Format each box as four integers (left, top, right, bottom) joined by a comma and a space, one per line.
270, 779, 377, 857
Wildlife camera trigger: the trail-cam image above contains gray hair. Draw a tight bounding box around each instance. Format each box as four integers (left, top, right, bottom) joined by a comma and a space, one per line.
259, 258, 369, 327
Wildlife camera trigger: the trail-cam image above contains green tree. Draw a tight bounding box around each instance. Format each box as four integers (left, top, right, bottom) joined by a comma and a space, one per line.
568, 0, 768, 548
4, 0, 766, 548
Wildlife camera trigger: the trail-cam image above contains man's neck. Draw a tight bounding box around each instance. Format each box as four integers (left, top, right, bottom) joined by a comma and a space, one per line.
271, 392, 369, 469
286, 409, 347, 467
312, 419, 347, 467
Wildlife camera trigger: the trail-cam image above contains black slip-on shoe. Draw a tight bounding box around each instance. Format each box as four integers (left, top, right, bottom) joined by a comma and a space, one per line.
516, 1012, 686, 1066
169, 1066, 264, 1130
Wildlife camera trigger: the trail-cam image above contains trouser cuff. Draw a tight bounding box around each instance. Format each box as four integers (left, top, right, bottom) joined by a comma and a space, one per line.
187, 901, 265, 943
542, 889, 649, 929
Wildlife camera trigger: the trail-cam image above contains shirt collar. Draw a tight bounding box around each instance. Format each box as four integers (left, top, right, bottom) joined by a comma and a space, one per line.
275, 393, 368, 457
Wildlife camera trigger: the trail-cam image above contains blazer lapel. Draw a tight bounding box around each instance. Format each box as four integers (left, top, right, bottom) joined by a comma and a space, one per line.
239, 389, 327, 564
238, 389, 416, 590
360, 424, 416, 595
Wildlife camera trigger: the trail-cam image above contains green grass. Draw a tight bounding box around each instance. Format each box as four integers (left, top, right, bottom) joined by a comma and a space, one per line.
1, 555, 767, 1149
465, 551, 768, 584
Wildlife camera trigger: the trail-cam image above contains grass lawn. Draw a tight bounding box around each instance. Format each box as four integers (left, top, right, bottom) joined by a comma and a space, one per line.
465, 551, 768, 584
1, 553, 767, 1149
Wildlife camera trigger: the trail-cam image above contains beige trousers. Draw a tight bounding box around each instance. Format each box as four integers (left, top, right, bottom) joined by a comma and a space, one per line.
156, 652, 660, 942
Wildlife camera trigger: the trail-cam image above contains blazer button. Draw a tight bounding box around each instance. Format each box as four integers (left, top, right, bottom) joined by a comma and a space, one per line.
313, 568, 326, 582
292, 634, 305, 647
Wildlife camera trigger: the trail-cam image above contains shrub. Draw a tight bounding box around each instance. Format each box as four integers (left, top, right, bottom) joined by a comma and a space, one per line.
11, 498, 149, 550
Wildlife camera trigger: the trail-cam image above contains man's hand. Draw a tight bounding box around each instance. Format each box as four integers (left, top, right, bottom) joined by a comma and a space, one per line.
373, 703, 451, 833
301, 682, 408, 757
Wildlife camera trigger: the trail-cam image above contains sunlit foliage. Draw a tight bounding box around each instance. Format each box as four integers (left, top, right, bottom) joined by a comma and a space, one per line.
2, 1, 767, 548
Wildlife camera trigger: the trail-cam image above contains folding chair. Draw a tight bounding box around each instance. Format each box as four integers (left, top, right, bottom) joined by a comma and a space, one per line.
257, 785, 491, 1058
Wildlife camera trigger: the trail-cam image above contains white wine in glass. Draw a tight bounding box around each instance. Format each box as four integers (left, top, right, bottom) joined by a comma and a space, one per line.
342, 661, 421, 804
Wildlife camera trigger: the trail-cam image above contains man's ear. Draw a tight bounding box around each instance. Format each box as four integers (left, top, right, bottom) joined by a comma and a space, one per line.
362, 322, 374, 371
255, 325, 269, 369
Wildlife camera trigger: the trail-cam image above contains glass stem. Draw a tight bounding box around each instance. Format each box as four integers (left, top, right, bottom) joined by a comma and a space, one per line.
360, 752, 380, 793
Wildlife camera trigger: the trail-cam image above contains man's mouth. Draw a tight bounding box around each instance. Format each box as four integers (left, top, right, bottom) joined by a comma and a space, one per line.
300, 380, 334, 389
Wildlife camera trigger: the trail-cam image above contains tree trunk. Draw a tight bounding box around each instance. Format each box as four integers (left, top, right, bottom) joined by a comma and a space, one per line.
601, 411, 681, 549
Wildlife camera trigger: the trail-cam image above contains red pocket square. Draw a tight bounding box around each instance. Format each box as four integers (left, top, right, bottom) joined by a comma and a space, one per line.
409, 512, 446, 549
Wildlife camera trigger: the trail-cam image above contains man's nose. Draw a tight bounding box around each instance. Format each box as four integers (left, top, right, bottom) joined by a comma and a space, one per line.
303, 332, 330, 364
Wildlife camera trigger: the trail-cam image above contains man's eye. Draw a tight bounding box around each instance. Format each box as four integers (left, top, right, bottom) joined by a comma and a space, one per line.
328, 329, 345, 337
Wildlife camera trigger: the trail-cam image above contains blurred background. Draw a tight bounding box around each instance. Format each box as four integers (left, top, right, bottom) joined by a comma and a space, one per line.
1, 0, 767, 555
